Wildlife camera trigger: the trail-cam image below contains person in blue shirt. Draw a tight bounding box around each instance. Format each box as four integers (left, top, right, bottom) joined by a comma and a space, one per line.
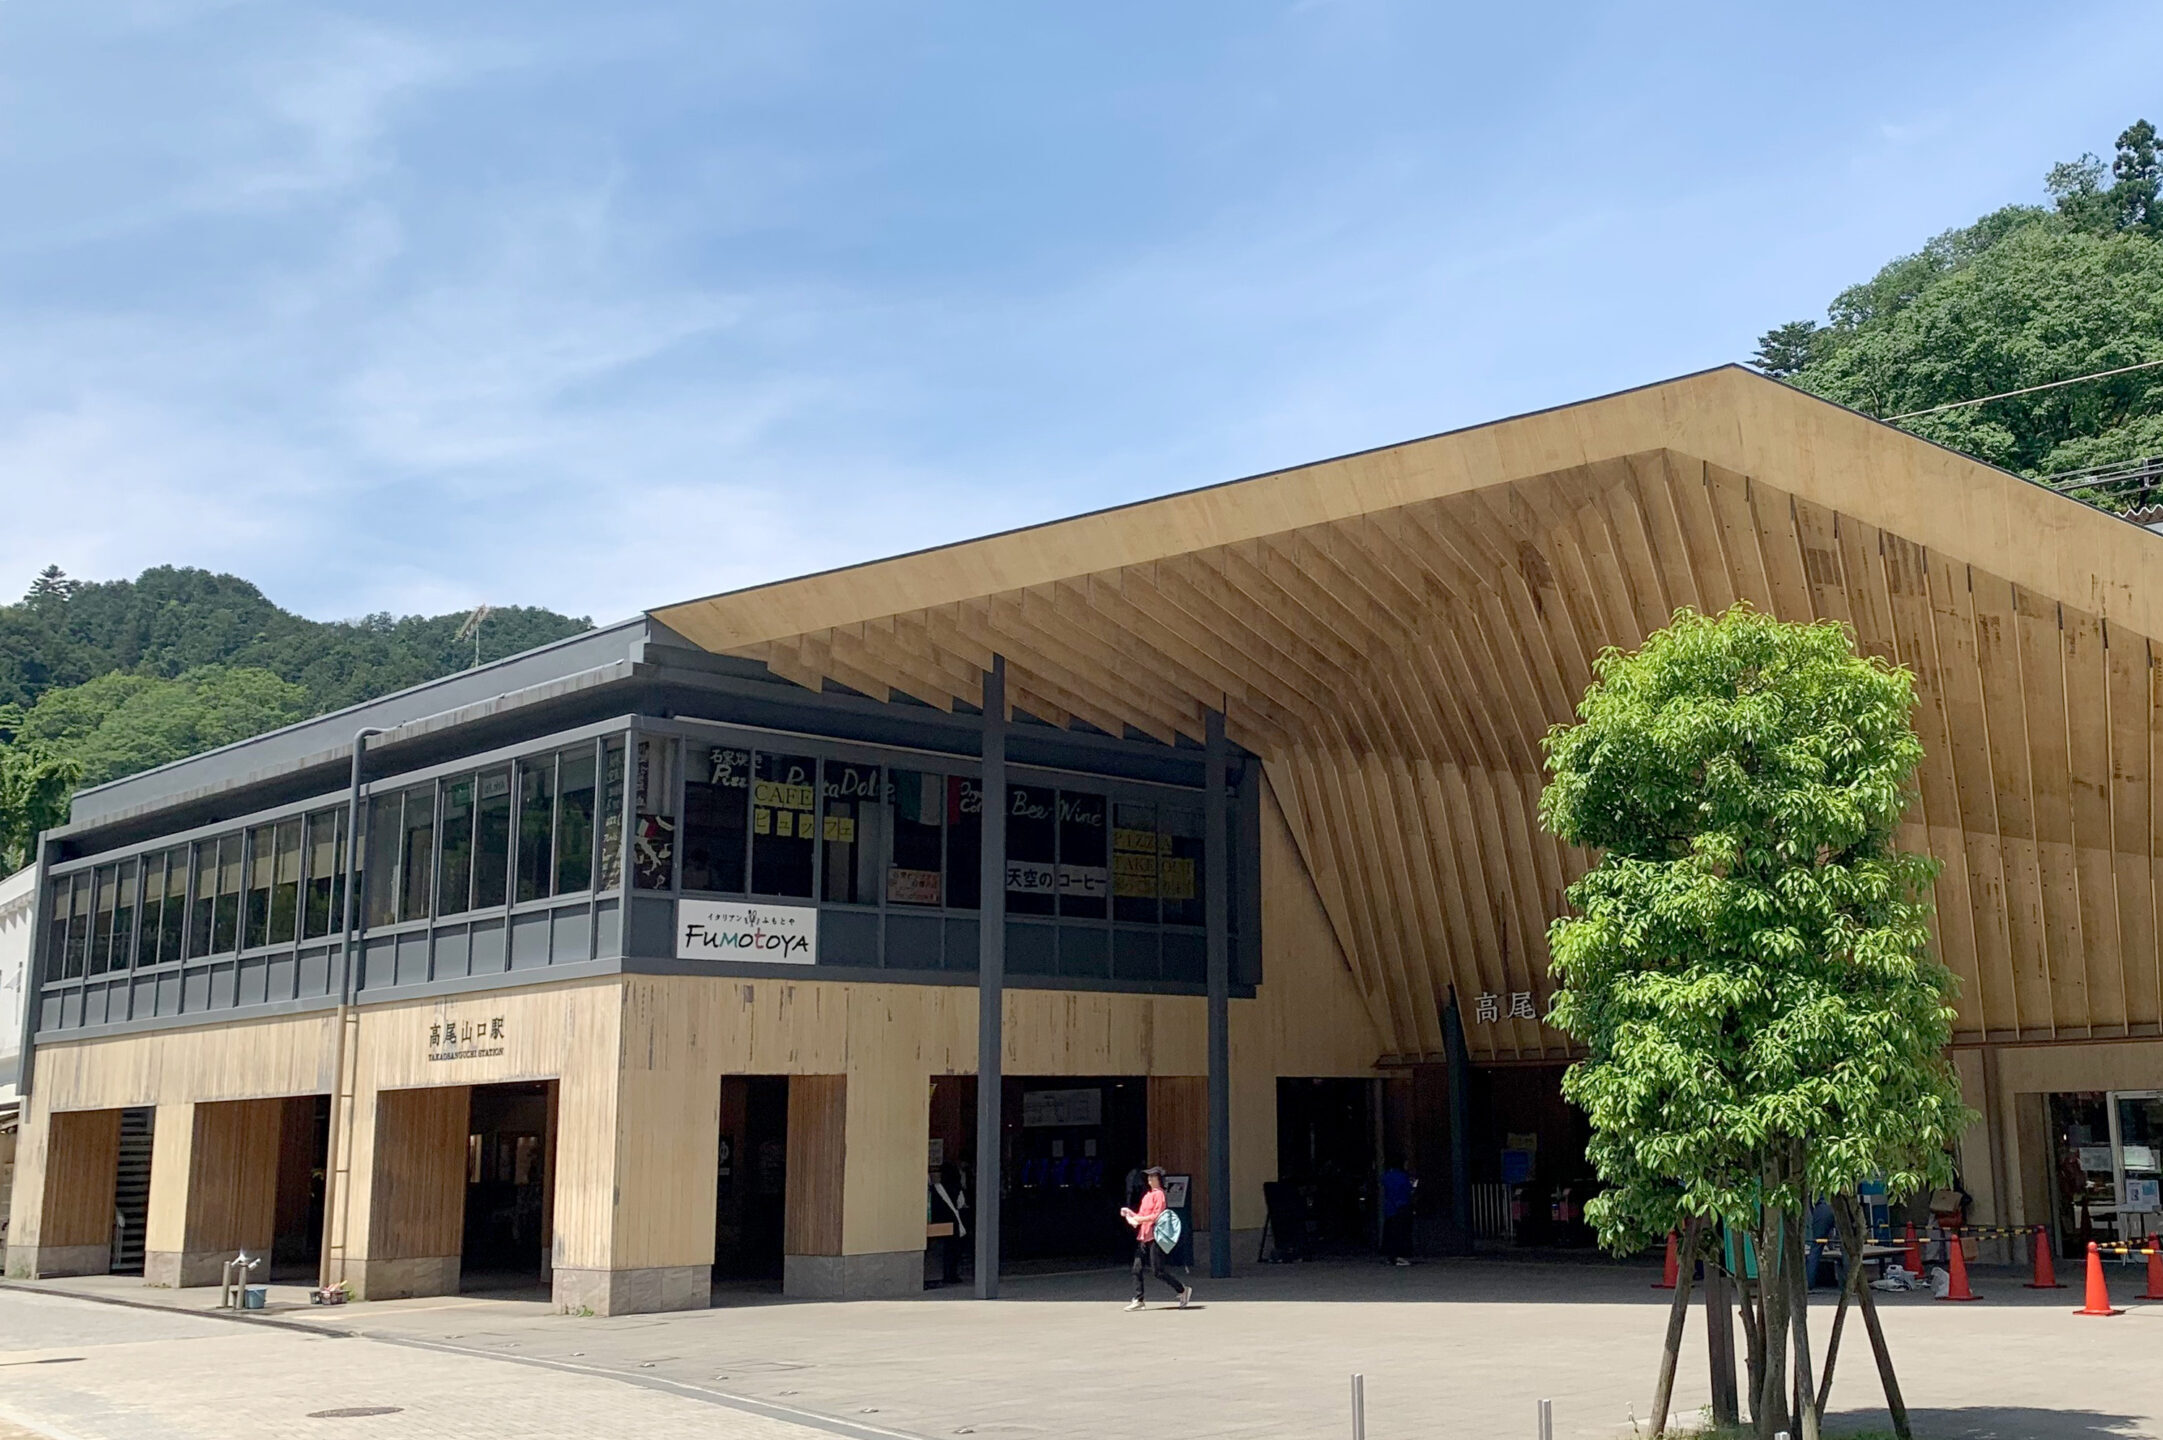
1380, 1162, 1417, 1266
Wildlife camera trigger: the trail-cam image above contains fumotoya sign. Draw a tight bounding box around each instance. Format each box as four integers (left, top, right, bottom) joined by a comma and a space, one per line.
677, 899, 819, 964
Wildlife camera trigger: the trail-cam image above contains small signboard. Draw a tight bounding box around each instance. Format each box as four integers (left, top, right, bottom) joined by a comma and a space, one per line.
1021, 1087, 1102, 1128
677, 899, 818, 964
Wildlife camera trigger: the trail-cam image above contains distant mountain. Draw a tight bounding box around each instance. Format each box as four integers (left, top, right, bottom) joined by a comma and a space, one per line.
0, 564, 591, 791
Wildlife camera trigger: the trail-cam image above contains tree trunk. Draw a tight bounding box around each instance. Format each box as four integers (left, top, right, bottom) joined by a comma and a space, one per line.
1737, 1245, 1766, 1426
1835, 1195, 1912, 1440
1650, 1217, 1704, 1438
1815, 1198, 1871, 1413
1706, 1246, 1741, 1426
1755, 1198, 1791, 1440
1789, 1202, 1821, 1440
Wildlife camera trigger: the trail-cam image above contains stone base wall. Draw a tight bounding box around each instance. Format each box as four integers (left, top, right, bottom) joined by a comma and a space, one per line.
551, 1264, 710, 1316
144, 1243, 274, 1289
784, 1250, 920, 1300
347, 1255, 460, 1301
5, 1244, 110, 1280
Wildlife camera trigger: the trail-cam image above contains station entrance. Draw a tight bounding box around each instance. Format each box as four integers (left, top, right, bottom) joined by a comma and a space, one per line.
714, 1075, 791, 1285
460, 1081, 555, 1289
929, 1075, 1148, 1267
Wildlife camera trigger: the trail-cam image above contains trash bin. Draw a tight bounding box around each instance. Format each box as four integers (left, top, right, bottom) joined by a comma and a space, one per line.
241, 1286, 267, 1311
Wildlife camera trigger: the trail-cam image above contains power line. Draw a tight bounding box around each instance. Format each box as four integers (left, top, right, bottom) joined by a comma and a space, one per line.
1883, 356, 2163, 421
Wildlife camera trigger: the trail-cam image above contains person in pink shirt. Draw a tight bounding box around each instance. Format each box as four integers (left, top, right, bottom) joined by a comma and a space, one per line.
1120, 1166, 1194, 1311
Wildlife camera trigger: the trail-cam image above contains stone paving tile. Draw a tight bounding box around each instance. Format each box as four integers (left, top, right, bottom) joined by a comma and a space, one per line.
13, 1258, 2163, 1439
0, 1288, 871, 1440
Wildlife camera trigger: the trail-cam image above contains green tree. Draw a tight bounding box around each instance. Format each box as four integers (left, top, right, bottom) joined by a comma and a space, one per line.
1756, 119, 2163, 499
0, 705, 81, 874
17, 666, 313, 789
1540, 606, 1969, 1440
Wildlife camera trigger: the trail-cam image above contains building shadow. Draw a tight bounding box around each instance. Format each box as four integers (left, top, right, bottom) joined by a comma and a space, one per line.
1831, 1406, 2149, 1439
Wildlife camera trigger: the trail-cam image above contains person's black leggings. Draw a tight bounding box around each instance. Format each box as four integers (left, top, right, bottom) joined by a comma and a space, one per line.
1133, 1240, 1185, 1301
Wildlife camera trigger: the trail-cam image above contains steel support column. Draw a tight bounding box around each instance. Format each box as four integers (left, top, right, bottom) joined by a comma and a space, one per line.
1205, 708, 1232, 1279
973, 657, 1008, 1300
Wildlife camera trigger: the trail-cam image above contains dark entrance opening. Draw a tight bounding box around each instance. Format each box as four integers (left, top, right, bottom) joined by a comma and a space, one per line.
1276, 1078, 1380, 1253
714, 1075, 790, 1287
110, 1107, 155, 1275
270, 1095, 330, 1281
461, 1080, 555, 1289
932, 1075, 1147, 1268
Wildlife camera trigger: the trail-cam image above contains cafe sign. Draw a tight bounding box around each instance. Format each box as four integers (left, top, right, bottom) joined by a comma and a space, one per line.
677, 899, 819, 965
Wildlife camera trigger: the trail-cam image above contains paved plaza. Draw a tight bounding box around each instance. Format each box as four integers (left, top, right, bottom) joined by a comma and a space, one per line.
3, 1256, 2160, 1439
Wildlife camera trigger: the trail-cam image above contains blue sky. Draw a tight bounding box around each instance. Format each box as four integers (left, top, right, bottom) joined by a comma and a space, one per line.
3, 3, 2155, 625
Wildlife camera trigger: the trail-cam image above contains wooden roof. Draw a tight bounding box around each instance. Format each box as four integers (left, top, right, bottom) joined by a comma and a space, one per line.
652, 366, 2163, 1061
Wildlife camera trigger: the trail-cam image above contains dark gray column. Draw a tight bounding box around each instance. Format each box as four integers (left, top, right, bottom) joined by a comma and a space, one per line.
1444, 988, 1475, 1255
1205, 709, 1232, 1279
974, 656, 1007, 1300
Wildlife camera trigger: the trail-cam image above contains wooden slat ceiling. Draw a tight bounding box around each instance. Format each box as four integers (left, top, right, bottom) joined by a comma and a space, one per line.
653, 367, 2163, 1062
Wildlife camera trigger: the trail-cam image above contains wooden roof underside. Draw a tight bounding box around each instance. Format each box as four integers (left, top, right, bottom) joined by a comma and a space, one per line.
653, 367, 2163, 1061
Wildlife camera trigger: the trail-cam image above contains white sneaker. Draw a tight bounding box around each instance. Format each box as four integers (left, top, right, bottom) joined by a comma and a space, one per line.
1125, 1299, 1144, 1311
1178, 1287, 1193, 1309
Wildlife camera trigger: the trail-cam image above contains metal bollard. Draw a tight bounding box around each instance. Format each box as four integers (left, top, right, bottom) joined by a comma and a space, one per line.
1350, 1374, 1365, 1440
1537, 1398, 1553, 1440
218, 1251, 262, 1309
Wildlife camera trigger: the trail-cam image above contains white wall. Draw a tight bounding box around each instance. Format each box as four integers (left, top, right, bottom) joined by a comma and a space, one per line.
0, 864, 33, 1108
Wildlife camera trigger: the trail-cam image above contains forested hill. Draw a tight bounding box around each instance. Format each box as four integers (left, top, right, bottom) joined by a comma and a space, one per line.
0, 564, 591, 791
1756, 118, 2163, 500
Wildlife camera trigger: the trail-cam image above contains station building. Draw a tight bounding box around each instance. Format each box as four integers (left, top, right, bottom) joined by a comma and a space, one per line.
8, 366, 2163, 1310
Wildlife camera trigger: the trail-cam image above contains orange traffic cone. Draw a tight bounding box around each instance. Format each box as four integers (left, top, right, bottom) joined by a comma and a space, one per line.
2075, 1242, 2124, 1316
2024, 1227, 2064, 1289
2139, 1246, 2163, 1301
1653, 1231, 1679, 1289
1902, 1222, 1925, 1276
1940, 1228, 1980, 1301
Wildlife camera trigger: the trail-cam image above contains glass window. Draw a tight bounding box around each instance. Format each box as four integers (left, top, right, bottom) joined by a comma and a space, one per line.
633, 738, 678, 890
212, 835, 242, 953
599, 740, 626, 891
364, 795, 401, 929
1057, 790, 1108, 919
269, 819, 302, 944
947, 777, 982, 910
88, 865, 118, 975
187, 842, 216, 958
751, 751, 817, 897
887, 770, 945, 906
134, 852, 165, 968
1160, 806, 1204, 927
821, 761, 881, 904
400, 785, 436, 921
110, 857, 139, 971
65, 873, 93, 977
475, 768, 512, 908
438, 776, 475, 917
682, 746, 750, 894
516, 757, 555, 903
158, 847, 188, 961
244, 823, 277, 949
555, 747, 598, 895
46, 879, 71, 981
1112, 802, 1159, 924
303, 810, 346, 940
1005, 784, 1057, 916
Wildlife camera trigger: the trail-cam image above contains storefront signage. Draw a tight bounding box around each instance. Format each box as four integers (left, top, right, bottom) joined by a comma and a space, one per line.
2126, 1177, 2161, 1213
1057, 864, 1109, 900
1022, 1087, 1103, 1128
678, 899, 819, 964
887, 867, 942, 905
429, 1014, 506, 1062
1006, 861, 1057, 895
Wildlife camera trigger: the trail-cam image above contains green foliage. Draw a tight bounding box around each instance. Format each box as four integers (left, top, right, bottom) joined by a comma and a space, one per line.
16, 666, 313, 788
1756, 119, 2163, 495
0, 564, 591, 713
0, 706, 81, 874
0, 565, 592, 861
1540, 606, 1969, 1252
